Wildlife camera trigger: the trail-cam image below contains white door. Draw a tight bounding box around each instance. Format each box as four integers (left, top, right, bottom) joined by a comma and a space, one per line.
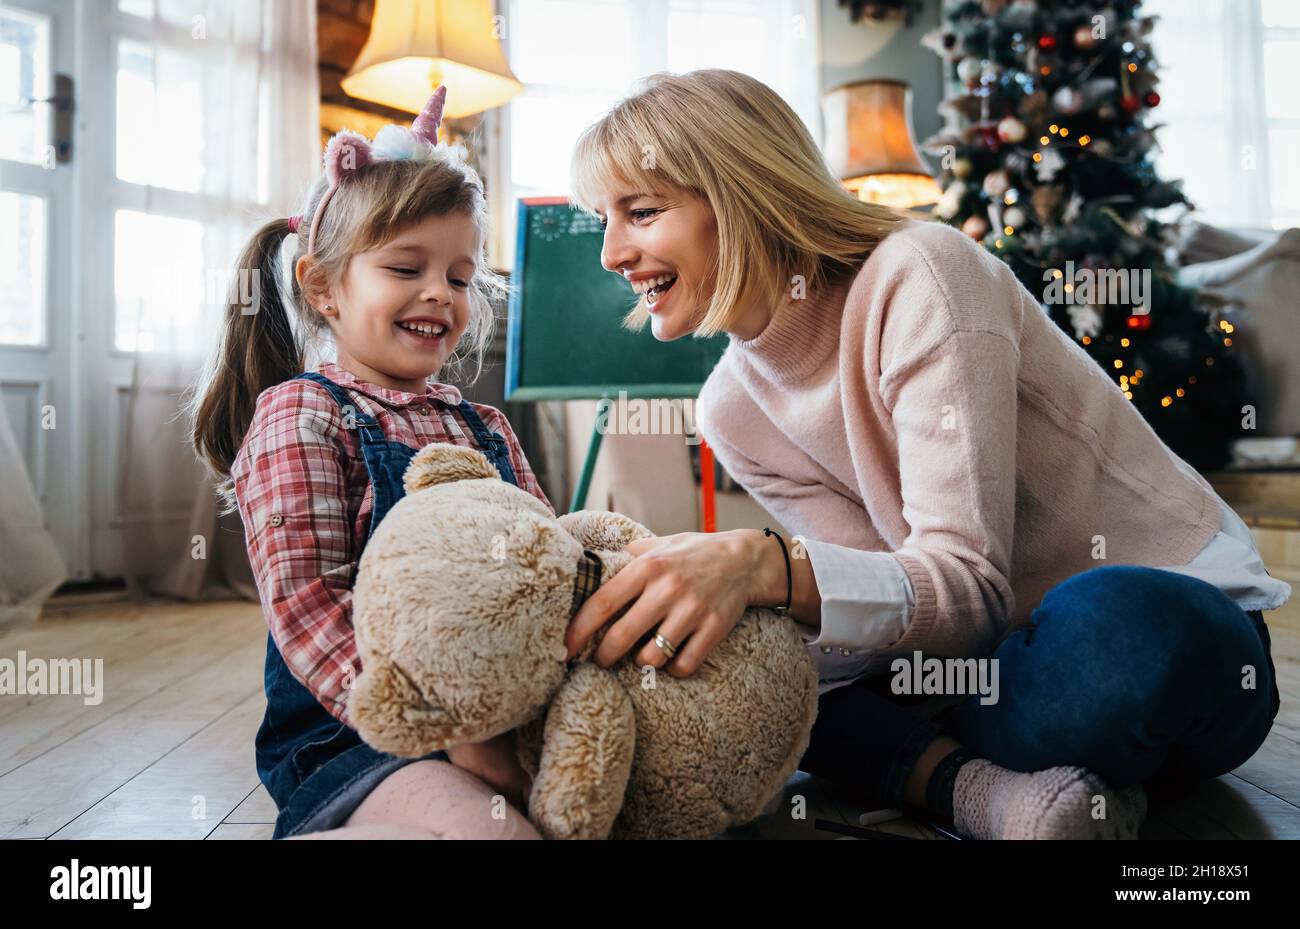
2, 0, 225, 581
0, 0, 89, 578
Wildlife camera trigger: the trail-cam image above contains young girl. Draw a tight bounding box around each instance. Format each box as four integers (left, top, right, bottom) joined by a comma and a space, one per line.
191, 87, 544, 840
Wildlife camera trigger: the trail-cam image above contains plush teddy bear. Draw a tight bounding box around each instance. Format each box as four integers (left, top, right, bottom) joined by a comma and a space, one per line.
348, 442, 819, 839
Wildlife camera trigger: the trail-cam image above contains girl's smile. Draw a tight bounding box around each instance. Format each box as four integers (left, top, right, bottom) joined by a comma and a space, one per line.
394, 315, 453, 349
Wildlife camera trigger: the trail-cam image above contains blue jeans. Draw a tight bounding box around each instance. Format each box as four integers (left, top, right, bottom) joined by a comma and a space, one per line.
797, 565, 1282, 810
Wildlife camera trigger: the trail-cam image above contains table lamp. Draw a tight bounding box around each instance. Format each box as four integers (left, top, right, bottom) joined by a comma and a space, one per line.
822, 79, 940, 208
341, 0, 524, 119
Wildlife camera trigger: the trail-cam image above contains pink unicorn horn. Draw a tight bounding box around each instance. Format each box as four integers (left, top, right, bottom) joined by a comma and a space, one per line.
410, 85, 448, 144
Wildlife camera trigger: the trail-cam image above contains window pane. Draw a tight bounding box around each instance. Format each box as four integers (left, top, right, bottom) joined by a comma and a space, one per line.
114, 210, 206, 354
510, 0, 632, 88
0, 192, 46, 346
510, 94, 627, 191
1148, 9, 1227, 114
116, 38, 205, 191
1263, 40, 1300, 119
0, 7, 52, 166
1262, 0, 1300, 28
667, 3, 766, 76
116, 0, 219, 29
1268, 127, 1300, 219
117, 0, 155, 17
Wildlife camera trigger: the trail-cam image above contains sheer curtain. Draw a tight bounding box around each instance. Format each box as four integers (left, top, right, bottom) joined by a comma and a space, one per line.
1146, 0, 1300, 229
0, 396, 66, 628
115, 0, 319, 600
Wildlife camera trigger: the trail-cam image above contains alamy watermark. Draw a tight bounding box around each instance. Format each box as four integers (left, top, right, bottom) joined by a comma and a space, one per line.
890, 651, 1000, 705
1, 651, 103, 705
1042, 261, 1150, 310
594, 392, 700, 445
49, 859, 150, 909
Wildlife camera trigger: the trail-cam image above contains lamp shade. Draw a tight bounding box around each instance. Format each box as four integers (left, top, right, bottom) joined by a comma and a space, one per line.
821, 79, 940, 208
342, 0, 524, 118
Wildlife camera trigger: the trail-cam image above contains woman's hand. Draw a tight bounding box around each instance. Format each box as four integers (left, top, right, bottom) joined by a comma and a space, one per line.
563, 528, 805, 676
445, 730, 533, 812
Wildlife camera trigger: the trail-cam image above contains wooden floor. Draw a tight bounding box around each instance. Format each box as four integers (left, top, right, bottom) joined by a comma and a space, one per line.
3, 568, 1299, 840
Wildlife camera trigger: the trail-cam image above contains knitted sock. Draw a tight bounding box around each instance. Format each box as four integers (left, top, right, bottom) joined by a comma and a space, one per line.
951, 758, 1148, 840
924, 747, 977, 819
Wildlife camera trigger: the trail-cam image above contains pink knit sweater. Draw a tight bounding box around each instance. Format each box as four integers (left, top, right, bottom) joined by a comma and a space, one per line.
697, 219, 1221, 674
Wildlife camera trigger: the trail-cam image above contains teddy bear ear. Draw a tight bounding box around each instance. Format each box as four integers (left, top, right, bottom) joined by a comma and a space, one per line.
403, 442, 498, 493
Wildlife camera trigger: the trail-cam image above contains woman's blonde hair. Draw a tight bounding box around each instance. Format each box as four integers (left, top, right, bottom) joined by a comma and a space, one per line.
189, 147, 505, 509
569, 68, 910, 337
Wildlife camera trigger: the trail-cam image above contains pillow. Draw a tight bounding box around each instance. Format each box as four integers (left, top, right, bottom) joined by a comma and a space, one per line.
1178, 227, 1300, 438
1177, 220, 1275, 266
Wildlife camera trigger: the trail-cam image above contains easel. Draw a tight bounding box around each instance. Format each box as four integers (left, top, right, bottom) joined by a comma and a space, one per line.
568, 395, 718, 533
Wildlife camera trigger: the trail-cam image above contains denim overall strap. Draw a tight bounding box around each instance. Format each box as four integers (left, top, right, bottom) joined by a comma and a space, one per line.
455, 399, 518, 486
255, 372, 419, 812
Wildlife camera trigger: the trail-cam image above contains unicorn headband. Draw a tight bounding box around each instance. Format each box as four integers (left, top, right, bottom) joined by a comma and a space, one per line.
288, 85, 449, 255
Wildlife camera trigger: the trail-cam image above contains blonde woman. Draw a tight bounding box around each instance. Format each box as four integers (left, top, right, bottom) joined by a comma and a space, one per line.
562, 69, 1288, 840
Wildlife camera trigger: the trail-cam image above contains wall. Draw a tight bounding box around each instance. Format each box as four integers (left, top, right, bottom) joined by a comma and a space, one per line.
819, 0, 943, 144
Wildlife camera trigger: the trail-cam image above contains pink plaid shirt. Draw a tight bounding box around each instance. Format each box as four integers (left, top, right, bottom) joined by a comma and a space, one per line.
231, 361, 552, 726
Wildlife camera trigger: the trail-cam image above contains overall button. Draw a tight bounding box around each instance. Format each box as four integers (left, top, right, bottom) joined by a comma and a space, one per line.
820, 646, 832, 654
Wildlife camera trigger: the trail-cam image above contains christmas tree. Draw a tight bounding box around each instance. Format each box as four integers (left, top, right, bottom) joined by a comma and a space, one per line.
923, 0, 1250, 471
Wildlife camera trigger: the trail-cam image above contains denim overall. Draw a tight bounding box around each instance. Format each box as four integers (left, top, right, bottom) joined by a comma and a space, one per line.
254, 370, 518, 839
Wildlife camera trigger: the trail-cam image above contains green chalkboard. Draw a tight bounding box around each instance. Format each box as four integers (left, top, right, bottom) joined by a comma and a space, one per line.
505, 198, 728, 401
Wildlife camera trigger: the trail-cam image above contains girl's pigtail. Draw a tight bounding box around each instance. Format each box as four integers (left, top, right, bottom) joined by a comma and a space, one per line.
189, 217, 304, 507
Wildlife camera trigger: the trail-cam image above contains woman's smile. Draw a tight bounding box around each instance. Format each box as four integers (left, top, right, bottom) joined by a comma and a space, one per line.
626, 270, 679, 314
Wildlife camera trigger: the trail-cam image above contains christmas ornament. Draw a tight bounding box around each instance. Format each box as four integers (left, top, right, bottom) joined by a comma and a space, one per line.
933, 180, 966, 220
1068, 304, 1103, 340
1034, 146, 1066, 182
922, 29, 961, 59
1018, 90, 1049, 122
952, 157, 973, 178
962, 214, 990, 238
957, 57, 984, 89
997, 116, 1027, 144
1004, 205, 1027, 228
1074, 24, 1098, 50
983, 168, 1011, 198
1031, 184, 1064, 224
1063, 192, 1085, 224
1052, 86, 1084, 114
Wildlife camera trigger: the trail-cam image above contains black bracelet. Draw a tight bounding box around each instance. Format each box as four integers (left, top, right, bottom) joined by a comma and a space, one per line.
763, 527, 793, 615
